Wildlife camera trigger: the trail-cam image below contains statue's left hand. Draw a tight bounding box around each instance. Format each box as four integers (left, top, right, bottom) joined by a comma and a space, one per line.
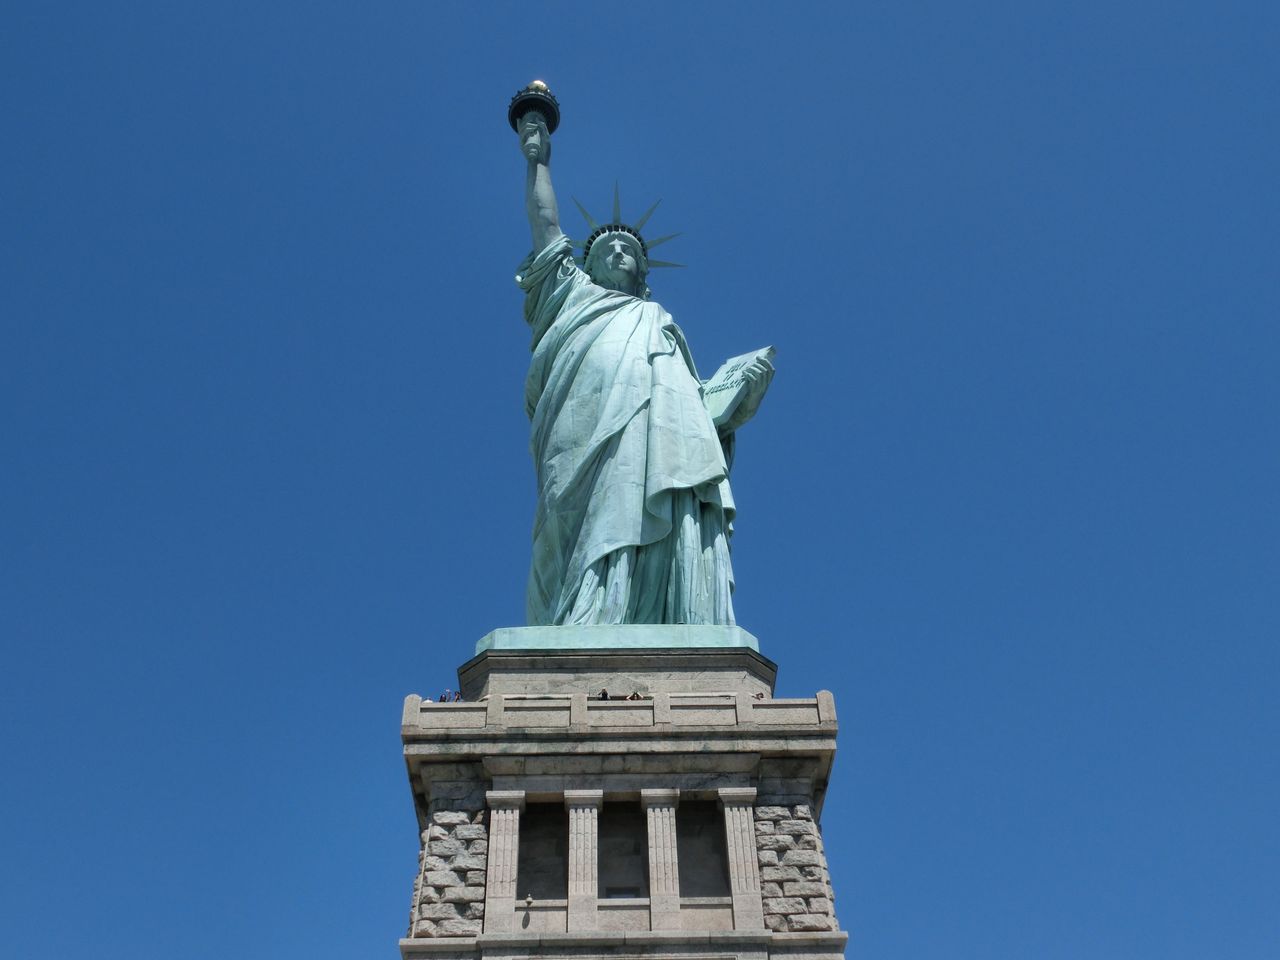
719, 357, 775, 434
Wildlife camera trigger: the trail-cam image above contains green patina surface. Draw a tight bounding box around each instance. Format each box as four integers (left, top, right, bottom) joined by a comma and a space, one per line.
476, 624, 760, 654
514, 96, 775, 633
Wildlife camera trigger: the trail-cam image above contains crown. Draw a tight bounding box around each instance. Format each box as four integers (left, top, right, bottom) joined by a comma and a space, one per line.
572, 184, 685, 269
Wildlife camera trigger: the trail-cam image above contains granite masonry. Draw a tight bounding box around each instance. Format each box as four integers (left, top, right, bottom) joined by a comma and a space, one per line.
408, 810, 490, 938
755, 805, 837, 933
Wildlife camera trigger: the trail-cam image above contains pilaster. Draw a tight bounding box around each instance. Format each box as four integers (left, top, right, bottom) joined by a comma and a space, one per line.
641, 788, 681, 930
720, 786, 765, 929
482, 790, 524, 933
564, 789, 603, 931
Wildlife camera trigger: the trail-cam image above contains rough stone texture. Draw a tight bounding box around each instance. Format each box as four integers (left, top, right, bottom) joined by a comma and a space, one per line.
428, 839, 467, 856
783, 881, 829, 897
755, 802, 836, 936
788, 913, 837, 931
442, 885, 486, 903
437, 918, 483, 936
780, 849, 822, 867
757, 835, 797, 852
408, 810, 490, 938
807, 896, 834, 915
760, 865, 803, 882
776, 820, 812, 834
417, 903, 460, 921
755, 806, 792, 821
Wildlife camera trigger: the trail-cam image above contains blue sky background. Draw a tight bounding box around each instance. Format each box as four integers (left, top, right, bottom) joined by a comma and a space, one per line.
4, 2, 1278, 958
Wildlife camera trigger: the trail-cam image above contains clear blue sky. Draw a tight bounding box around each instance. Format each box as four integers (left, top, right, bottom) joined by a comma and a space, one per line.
4, 3, 1277, 958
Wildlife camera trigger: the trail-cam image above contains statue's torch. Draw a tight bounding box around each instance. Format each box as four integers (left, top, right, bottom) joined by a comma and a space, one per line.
508, 80, 561, 157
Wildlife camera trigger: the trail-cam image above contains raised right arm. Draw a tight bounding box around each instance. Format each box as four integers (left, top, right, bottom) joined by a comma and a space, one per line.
520, 114, 565, 252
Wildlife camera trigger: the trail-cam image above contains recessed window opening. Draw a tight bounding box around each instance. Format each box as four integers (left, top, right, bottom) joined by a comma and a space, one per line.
597, 802, 649, 898
517, 803, 568, 900
676, 800, 731, 897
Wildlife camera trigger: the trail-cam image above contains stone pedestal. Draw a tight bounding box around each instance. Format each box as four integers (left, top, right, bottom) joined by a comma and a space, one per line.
401, 626, 847, 960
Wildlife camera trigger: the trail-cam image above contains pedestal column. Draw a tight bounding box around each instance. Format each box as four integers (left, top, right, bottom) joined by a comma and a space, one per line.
719, 787, 765, 929
565, 790, 603, 931
641, 788, 680, 930
483, 790, 525, 933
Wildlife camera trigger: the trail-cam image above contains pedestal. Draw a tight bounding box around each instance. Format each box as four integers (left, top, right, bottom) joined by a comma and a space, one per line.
401, 625, 847, 960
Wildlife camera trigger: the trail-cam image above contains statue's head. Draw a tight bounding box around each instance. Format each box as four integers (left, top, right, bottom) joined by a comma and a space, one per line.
584, 230, 649, 298
574, 190, 682, 297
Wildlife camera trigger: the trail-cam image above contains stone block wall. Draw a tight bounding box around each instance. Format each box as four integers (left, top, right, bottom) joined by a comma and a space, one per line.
408, 810, 489, 938
754, 804, 837, 932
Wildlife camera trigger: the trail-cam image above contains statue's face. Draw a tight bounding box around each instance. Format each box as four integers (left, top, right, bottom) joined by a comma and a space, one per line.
588, 235, 644, 294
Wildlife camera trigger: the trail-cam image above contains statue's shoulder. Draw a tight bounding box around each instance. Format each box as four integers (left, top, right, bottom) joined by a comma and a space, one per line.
517, 235, 580, 291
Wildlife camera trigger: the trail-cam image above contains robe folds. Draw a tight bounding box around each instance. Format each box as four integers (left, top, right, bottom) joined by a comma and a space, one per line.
517, 235, 736, 626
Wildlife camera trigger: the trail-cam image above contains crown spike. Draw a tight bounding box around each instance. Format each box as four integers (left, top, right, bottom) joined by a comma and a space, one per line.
571, 197, 599, 231
646, 258, 686, 269
612, 182, 622, 224
633, 199, 662, 232
644, 232, 681, 249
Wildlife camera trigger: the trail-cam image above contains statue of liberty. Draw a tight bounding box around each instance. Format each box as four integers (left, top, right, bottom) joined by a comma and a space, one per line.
511, 83, 774, 627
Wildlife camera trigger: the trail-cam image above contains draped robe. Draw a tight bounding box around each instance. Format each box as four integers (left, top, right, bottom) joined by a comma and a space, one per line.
518, 236, 736, 626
